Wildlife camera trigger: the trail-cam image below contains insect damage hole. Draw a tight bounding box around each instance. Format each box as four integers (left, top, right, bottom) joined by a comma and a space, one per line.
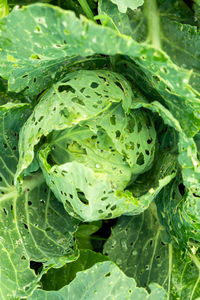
77, 189, 89, 205
136, 153, 144, 165
90, 82, 99, 88
58, 85, 75, 93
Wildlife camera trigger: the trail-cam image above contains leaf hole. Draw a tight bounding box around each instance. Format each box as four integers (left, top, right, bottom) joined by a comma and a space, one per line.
91, 82, 99, 88
72, 97, 85, 106
3, 208, 7, 215
58, 85, 75, 93
165, 86, 172, 93
110, 115, 116, 125
111, 205, 116, 211
23, 223, 28, 230
114, 81, 124, 92
115, 130, 121, 138
145, 150, 150, 155
147, 138, 152, 144
30, 261, 43, 275
153, 75, 160, 82
136, 153, 144, 165
193, 193, 200, 198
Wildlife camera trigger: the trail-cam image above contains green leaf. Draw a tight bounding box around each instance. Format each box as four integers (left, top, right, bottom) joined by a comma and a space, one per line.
156, 175, 200, 249
194, 0, 200, 27
0, 4, 199, 135
0, 76, 32, 105
109, 0, 144, 13
29, 261, 167, 300
98, 0, 133, 35
104, 205, 200, 299
101, 0, 200, 93
178, 134, 200, 192
0, 103, 79, 299
129, 95, 200, 191
41, 249, 109, 290
0, 0, 9, 18
128, 98, 200, 247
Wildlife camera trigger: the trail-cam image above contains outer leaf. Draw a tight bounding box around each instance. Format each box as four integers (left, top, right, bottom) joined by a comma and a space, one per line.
110, 0, 144, 13
0, 103, 79, 299
101, 0, 200, 93
29, 261, 167, 300
156, 176, 200, 249
41, 249, 109, 290
104, 206, 200, 300
128, 95, 200, 192
194, 0, 200, 27
178, 134, 200, 192
161, 21, 200, 93
0, 4, 199, 135
128, 98, 200, 246
98, 0, 133, 35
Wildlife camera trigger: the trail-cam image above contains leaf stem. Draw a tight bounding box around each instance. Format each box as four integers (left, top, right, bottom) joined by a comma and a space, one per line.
77, 0, 95, 21
189, 253, 200, 300
167, 243, 172, 300
144, 0, 161, 49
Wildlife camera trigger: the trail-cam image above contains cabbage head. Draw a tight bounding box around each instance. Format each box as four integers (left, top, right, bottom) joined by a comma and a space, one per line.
15, 69, 177, 221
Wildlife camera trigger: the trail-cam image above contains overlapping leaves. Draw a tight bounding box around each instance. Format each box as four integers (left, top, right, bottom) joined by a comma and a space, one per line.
0, 1, 200, 299
29, 261, 167, 300
0, 3, 199, 135
104, 205, 200, 300
0, 103, 79, 299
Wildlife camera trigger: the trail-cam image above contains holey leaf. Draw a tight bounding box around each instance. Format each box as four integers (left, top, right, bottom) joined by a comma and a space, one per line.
41, 249, 109, 290
103, 205, 200, 300
0, 103, 79, 299
15, 70, 161, 222
28, 261, 167, 300
0, 4, 199, 136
